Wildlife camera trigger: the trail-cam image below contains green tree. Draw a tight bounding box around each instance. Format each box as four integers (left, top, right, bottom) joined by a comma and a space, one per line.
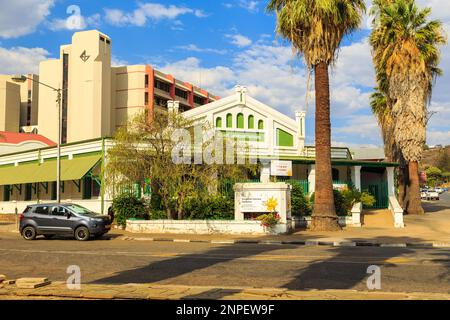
107, 110, 254, 220
436, 150, 450, 172
267, 0, 366, 230
370, 0, 446, 214
426, 166, 442, 187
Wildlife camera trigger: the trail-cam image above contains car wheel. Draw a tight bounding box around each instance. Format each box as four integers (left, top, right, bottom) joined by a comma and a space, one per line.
44, 234, 55, 239
74, 226, 90, 241
22, 226, 36, 240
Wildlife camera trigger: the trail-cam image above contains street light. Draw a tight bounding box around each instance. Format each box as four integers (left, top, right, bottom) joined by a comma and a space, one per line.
12, 74, 62, 204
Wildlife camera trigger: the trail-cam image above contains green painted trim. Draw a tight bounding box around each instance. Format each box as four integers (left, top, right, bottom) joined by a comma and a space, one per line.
215, 117, 222, 128
276, 128, 294, 147
258, 120, 264, 130
248, 115, 254, 129
237, 113, 244, 129
226, 113, 232, 128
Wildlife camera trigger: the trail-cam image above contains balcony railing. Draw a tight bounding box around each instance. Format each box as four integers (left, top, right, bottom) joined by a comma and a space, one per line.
302, 146, 352, 160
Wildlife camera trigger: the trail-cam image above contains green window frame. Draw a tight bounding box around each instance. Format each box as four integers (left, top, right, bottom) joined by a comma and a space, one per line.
51, 182, 57, 200
248, 115, 254, 129
258, 120, 264, 130
276, 128, 294, 147
215, 117, 222, 128
226, 113, 232, 128
237, 113, 244, 129
25, 183, 32, 201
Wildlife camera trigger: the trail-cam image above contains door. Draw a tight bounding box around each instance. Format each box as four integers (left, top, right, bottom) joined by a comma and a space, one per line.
31, 205, 52, 233
49, 206, 79, 234
362, 181, 389, 209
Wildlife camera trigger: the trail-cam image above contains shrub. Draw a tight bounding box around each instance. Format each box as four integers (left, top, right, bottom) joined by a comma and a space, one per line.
256, 212, 281, 228
285, 180, 312, 216
310, 185, 377, 216
112, 193, 148, 227
183, 195, 234, 220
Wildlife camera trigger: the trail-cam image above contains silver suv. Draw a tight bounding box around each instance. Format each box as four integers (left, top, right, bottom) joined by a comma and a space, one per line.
19, 203, 111, 241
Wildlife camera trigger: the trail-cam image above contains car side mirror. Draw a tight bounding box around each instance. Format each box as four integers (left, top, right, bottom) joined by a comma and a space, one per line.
65, 212, 72, 218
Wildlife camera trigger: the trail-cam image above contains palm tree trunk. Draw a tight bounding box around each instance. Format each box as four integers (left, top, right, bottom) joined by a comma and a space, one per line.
397, 165, 408, 208
310, 62, 340, 231
406, 161, 424, 215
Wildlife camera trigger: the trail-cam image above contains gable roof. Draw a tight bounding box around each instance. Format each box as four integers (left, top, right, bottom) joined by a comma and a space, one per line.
0, 131, 56, 146
182, 90, 298, 129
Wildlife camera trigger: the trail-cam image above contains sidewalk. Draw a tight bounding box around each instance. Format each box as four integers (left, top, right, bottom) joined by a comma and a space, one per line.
1, 281, 449, 300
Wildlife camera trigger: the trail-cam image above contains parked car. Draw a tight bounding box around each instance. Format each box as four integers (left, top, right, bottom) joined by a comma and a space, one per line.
19, 203, 111, 241
426, 190, 440, 201
435, 187, 444, 194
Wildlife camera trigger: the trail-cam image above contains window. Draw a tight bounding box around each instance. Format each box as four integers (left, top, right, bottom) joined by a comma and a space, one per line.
33, 206, 50, 215
226, 113, 232, 128
258, 120, 264, 130
51, 182, 57, 200
83, 177, 92, 200
106, 39, 111, 45
145, 75, 149, 88
154, 96, 168, 108
62, 53, 69, 144
154, 79, 171, 93
28, 90, 32, 99
25, 183, 32, 201
175, 88, 188, 100
216, 117, 222, 128
237, 113, 244, 129
332, 168, 340, 181
248, 115, 254, 129
145, 92, 149, 105
100, 36, 105, 42
194, 95, 204, 105
276, 128, 294, 147
51, 206, 66, 216
3, 186, 10, 202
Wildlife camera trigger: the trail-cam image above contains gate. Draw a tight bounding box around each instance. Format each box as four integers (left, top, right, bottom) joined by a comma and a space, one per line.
362, 181, 389, 209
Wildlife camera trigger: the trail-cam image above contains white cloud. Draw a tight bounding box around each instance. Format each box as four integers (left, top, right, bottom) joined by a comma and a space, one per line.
111, 56, 128, 67
427, 130, 450, 146
0, 46, 51, 74
104, 3, 205, 27
176, 44, 227, 55
238, 0, 260, 12
334, 115, 382, 143
47, 13, 101, 31
0, 0, 54, 38
225, 34, 253, 47
223, 1, 260, 13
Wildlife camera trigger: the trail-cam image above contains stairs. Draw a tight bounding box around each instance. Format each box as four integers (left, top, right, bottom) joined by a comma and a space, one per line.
362, 209, 394, 228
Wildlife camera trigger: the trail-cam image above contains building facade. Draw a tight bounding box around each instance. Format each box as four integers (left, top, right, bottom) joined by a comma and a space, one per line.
0, 74, 39, 133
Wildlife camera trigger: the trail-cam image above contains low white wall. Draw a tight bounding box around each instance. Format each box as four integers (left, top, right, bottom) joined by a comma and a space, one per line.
293, 216, 354, 228
126, 219, 292, 235
0, 199, 111, 214
389, 196, 404, 228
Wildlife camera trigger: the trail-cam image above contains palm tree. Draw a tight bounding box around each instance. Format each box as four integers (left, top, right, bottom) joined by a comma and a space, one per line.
369, 88, 409, 206
370, 0, 446, 215
267, 0, 366, 230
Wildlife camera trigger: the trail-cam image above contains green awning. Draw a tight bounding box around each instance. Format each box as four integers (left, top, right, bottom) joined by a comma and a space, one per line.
0, 154, 101, 185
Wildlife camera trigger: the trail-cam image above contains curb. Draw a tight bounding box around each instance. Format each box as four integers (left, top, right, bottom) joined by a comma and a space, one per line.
118, 236, 450, 248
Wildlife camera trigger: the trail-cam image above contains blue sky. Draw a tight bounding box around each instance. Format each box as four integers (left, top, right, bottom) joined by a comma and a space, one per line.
1, 0, 449, 148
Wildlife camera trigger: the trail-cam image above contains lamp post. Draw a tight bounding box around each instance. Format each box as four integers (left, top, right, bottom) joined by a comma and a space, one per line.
12, 75, 62, 203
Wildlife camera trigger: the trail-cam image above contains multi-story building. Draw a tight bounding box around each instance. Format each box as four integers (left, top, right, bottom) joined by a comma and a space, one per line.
37, 30, 219, 144
0, 74, 39, 133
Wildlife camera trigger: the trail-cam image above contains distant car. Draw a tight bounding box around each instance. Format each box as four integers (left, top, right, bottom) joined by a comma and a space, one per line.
435, 188, 444, 194
19, 203, 111, 241
427, 190, 440, 201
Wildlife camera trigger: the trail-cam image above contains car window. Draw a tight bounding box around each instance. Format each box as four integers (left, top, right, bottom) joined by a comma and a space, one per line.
33, 206, 50, 215
65, 204, 99, 216
51, 206, 66, 216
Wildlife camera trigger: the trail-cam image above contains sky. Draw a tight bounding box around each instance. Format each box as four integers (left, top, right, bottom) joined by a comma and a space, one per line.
0, 0, 449, 148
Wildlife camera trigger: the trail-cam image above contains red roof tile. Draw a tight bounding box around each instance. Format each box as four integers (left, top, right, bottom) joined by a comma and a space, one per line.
0, 131, 56, 146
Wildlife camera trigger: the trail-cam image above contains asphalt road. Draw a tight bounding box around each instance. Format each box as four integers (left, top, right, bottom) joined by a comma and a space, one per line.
0, 232, 449, 294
